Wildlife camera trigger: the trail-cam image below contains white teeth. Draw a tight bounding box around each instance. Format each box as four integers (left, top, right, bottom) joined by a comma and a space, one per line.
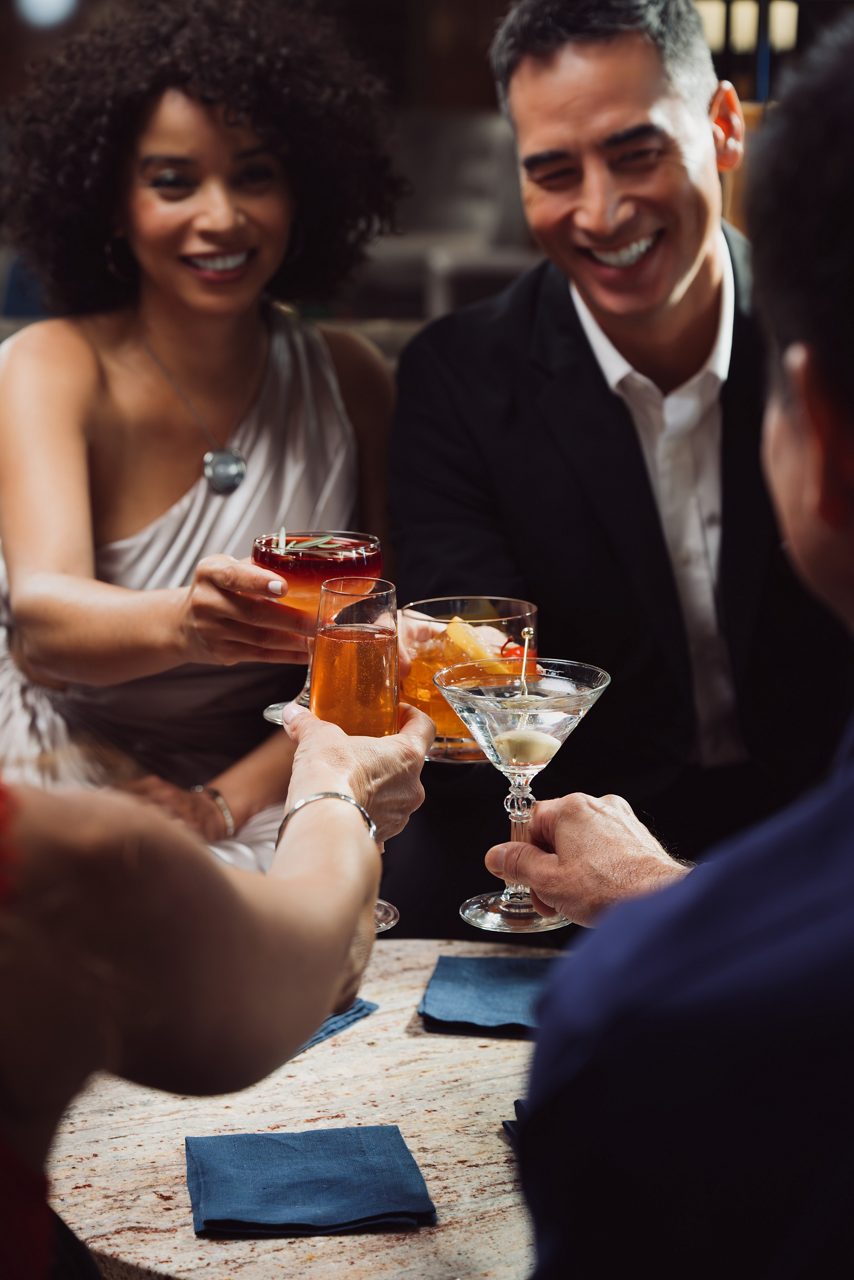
589, 235, 655, 268
187, 252, 249, 272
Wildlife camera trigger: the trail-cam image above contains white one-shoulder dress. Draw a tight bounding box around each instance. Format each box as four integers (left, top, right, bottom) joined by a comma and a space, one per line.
0, 308, 358, 870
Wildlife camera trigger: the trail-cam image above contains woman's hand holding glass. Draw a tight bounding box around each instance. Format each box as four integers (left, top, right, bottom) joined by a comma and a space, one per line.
178, 554, 313, 666
280, 701, 434, 844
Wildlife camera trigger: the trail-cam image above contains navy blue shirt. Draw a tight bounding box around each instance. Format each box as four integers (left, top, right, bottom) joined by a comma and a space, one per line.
521, 719, 854, 1277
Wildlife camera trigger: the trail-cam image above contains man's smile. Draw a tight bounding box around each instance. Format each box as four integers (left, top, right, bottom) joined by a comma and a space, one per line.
579, 232, 660, 269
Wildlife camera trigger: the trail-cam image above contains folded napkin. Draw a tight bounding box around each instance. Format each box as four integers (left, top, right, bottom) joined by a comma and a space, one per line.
185, 1125, 437, 1237
418, 955, 555, 1037
294, 997, 377, 1056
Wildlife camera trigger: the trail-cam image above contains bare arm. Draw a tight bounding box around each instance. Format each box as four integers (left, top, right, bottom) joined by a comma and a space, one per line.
124, 696, 433, 842
0, 323, 309, 687
1, 783, 378, 1166
484, 793, 691, 926
122, 728, 298, 840
0, 704, 433, 1168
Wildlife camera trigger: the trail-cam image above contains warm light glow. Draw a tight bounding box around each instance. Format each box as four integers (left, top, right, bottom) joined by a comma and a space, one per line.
14, 0, 77, 25
730, 0, 759, 53
770, 0, 799, 52
695, 1, 727, 54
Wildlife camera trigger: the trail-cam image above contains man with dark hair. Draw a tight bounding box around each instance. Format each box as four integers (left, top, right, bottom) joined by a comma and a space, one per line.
490, 0, 719, 112
385, 0, 853, 931
481, 18, 854, 1272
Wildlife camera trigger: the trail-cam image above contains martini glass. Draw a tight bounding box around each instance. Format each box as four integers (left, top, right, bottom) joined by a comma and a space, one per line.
253, 531, 382, 723
434, 657, 610, 933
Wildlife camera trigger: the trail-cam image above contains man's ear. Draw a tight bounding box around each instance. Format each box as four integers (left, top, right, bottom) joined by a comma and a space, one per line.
710, 80, 745, 173
786, 343, 854, 529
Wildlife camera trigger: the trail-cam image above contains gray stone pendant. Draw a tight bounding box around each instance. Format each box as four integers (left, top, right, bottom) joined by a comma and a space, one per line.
203, 448, 247, 495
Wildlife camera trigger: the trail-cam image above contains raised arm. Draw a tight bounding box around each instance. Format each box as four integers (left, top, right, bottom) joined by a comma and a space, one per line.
0, 703, 433, 1169
0, 322, 309, 688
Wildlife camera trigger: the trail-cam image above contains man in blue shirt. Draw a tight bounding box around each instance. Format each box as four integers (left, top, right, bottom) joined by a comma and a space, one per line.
483, 14, 854, 1276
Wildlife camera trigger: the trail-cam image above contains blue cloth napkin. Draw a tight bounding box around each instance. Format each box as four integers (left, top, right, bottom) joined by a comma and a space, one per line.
294, 998, 377, 1056
417, 955, 555, 1037
186, 1125, 437, 1237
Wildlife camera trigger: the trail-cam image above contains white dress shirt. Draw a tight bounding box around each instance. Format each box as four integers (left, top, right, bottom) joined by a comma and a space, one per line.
570, 231, 746, 766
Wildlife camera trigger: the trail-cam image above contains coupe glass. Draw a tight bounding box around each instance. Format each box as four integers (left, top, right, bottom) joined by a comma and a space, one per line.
434, 657, 610, 933
253, 531, 382, 723
310, 576, 400, 934
399, 597, 538, 762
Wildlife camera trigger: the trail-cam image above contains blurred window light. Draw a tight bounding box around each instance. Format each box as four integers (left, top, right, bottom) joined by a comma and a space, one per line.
695, 2, 727, 55
730, 0, 759, 53
14, 0, 78, 27
769, 0, 799, 53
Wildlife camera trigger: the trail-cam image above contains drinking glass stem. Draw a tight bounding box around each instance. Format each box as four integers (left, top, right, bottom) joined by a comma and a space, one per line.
296, 638, 314, 708
500, 778, 537, 916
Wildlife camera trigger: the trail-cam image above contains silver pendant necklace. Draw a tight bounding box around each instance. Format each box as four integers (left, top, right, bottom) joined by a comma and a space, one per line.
142, 337, 251, 496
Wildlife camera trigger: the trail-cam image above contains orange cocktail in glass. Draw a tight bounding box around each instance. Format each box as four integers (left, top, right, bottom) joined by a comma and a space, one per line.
399, 596, 538, 762
310, 577, 398, 737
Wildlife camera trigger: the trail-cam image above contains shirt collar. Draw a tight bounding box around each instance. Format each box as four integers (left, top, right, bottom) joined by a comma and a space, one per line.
569, 228, 735, 397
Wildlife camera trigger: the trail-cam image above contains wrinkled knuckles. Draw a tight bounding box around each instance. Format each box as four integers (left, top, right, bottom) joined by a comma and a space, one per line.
559, 793, 592, 820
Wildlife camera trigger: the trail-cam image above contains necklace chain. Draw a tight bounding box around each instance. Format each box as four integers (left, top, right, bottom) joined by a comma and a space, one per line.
141, 337, 228, 453
140, 333, 268, 496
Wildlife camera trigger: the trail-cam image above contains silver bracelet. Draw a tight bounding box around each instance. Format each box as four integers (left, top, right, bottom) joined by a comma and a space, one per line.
277, 792, 377, 845
191, 785, 236, 839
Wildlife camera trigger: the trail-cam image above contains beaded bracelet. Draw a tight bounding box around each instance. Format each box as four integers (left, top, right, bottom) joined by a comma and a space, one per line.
277, 792, 378, 846
190, 785, 236, 839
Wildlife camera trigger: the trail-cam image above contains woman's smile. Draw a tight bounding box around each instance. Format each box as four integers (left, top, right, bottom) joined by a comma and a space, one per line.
123, 89, 293, 314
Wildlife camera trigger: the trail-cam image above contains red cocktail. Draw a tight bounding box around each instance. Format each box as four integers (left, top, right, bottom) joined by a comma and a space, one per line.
253, 530, 383, 715
252, 531, 383, 621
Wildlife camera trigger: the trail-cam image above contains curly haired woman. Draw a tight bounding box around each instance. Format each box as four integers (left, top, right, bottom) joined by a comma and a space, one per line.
0, 0, 403, 870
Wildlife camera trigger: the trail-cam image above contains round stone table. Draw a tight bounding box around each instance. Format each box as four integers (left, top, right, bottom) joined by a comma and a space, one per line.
48, 938, 548, 1279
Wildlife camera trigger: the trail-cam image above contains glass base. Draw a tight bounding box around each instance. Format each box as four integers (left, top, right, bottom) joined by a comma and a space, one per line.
262, 685, 309, 727
460, 891, 571, 934
374, 898, 399, 933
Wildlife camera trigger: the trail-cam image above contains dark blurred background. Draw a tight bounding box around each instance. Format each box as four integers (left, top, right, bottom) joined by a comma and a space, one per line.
2, 0, 853, 329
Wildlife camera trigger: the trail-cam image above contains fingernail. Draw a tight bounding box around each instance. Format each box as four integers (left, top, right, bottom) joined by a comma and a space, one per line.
489, 845, 506, 874
280, 702, 306, 726
267, 578, 284, 596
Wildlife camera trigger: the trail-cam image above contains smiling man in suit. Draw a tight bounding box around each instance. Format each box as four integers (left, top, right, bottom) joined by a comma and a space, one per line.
488, 16, 854, 1271
385, 0, 853, 928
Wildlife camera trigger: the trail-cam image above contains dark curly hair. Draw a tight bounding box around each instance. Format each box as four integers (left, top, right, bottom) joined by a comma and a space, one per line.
0, 0, 403, 313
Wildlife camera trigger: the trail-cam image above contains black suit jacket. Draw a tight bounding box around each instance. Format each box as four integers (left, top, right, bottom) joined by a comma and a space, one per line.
390, 228, 853, 833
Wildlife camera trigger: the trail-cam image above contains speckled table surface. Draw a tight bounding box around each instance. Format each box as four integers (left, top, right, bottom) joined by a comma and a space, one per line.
48, 938, 549, 1280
